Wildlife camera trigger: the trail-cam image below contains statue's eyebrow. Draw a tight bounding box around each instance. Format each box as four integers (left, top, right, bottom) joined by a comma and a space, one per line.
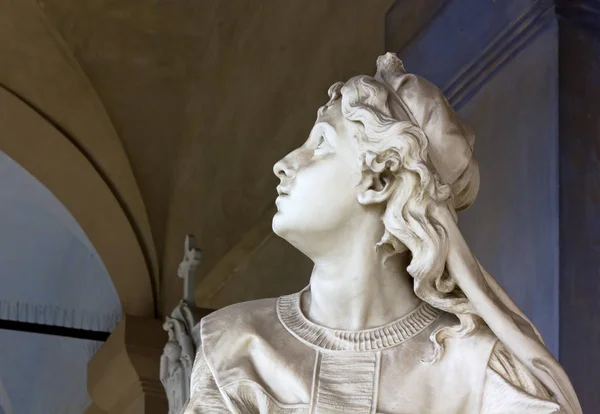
312, 121, 335, 138
307, 121, 337, 148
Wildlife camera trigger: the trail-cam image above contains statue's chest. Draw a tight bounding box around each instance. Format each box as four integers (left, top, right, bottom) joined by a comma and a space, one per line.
223, 350, 383, 414
222, 344, 488, 414
310, 351, 381, 414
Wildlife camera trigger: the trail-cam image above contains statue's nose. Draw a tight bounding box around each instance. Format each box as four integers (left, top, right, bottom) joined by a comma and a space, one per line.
273, 156, 294, 180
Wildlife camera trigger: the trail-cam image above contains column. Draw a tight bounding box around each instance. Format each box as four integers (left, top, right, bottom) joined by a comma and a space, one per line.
87, 315, 168, 414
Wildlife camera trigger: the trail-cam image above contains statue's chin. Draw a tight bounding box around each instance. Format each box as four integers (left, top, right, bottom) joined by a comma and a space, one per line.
272, 213, 291, 239
272, 213, 305, 247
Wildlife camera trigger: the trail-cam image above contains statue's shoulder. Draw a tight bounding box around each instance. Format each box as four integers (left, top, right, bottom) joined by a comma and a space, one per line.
436, 314, 499, 364
201, 297, 278, 340
198, 297, 297, 387
199, 297, 281, 357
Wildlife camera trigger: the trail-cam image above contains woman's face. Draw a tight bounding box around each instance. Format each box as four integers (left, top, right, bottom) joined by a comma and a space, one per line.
272, 100, 366, 251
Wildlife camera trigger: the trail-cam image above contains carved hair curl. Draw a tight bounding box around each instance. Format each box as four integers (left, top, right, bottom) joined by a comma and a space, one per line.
326, 76, 482, 362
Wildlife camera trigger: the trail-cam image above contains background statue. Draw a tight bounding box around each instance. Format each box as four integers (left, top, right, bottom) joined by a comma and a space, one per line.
184, 53, 581, 414
161, 235, 204, 414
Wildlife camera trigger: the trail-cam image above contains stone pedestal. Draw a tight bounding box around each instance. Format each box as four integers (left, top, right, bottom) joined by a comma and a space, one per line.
87, 315, 168, 414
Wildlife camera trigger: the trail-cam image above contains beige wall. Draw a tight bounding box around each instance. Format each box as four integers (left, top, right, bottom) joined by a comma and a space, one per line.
2, 0, 395, 316
160, 0, 396, 312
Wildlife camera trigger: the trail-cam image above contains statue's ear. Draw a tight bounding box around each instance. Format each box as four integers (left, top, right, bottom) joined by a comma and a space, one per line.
357, 170, 396, 205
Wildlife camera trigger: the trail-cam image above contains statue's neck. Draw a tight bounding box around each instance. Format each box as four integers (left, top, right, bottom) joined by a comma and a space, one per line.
304, 252, 422, 331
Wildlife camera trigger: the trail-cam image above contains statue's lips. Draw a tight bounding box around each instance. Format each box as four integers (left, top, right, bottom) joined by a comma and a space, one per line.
275, 194, 289, 208
276, 185, 291, 208
276, 186, 290, 196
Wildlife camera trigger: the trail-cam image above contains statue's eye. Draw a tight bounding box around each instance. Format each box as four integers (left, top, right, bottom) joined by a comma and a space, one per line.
316, 136, 326, 149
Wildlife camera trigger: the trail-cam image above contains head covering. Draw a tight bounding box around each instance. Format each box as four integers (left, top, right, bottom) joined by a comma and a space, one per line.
373, 53, 581, 414
374, 53, 479, 211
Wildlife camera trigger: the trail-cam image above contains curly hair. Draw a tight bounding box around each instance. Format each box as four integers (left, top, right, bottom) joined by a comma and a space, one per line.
325, 75, 482, 362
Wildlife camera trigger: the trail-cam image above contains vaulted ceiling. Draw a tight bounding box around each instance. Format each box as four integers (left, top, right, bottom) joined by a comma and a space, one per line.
33, 0, 397, 313
2, 0, 397, 317
0, 0, 397, 411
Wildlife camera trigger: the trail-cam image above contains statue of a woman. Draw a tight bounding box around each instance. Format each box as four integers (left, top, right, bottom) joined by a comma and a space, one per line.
184, 53, 581, 414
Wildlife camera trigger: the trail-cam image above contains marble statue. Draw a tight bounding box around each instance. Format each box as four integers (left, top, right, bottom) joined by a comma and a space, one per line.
184, 53, 581, 413
161, 235, 204, 414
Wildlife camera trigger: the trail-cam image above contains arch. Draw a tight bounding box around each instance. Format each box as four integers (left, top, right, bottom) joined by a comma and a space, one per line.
0, 0, 158, 316
0, 87, 153, 316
